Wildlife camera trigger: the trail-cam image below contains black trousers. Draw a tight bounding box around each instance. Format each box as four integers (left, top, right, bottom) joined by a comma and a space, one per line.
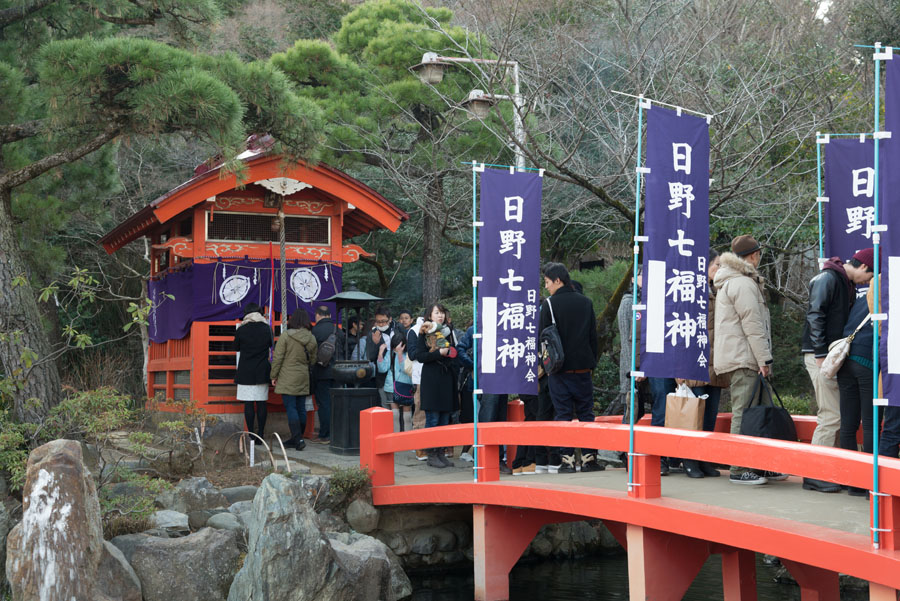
513, 393, 538, 468
838, 359, 880, 454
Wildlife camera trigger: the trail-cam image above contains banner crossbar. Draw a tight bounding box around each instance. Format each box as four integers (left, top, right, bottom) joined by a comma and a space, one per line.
611, 90, 713, 122
462, 161, 544, 174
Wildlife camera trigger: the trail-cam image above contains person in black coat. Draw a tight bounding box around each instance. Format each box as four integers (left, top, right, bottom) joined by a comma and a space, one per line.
310, 305, 346, 442
234, 302, 274, 439
539, 263, 601, 474
416, 303, 459, 468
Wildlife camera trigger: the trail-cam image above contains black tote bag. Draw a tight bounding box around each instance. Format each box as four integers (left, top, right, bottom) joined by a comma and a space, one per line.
739, 375, 798, 442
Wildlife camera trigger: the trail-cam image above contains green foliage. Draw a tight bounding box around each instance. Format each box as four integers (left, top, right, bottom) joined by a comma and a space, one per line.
569, 261, 632, 316
100, 470, 171, 538
328, 465, 371, 499
769, 303, 813, 399
0, 387, 136, 490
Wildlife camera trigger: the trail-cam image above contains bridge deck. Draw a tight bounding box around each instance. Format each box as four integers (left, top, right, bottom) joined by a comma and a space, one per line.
388, 460, 870, 537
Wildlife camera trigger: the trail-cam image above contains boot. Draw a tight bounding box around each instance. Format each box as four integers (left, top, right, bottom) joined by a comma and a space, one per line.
683, 459, 704, 478
426, 449, 448, 468
285, 420, 302, 446
580, 452, 605, 472
558, 455, 576, 474
699, 461, 721, 477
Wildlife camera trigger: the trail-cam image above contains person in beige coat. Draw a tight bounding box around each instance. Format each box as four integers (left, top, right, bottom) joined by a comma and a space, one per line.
271, 311, 318, 450
713, 235, 782, 485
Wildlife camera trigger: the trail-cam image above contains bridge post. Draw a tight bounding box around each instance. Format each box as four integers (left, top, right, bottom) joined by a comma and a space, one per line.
780, 559, 839, 601
359, 407, 394, 486
627, 453, 661, 499
625, 524, 710, 601
872, 491, 900, 550
870, 582, 898, 601
477, 444, 500, 482
720, 548, 757, 601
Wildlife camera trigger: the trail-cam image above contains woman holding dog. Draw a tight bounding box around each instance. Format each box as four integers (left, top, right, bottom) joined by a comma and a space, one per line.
415, 303, 459, 468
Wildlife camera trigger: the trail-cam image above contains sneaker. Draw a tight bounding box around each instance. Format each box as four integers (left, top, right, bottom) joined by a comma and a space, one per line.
499, 462, 512, 475
762, 471, 788, 481
459, 452, 474, 463
548, 464, 561, 474
534, 464, 549, 474
438, 454, 453, 467
581, 460, 605, 473
558, 456, 577, 474
444, 448, 454, 458
415, 449, 428, 461
514, 463, 536, 476
294, 440, 306, 451
730, 472, 768, 485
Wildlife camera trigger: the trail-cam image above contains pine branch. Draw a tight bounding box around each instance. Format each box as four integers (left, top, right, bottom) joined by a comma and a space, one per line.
0, 125, 120, 191
0, 0, 55, 29
0, 120, 43, 145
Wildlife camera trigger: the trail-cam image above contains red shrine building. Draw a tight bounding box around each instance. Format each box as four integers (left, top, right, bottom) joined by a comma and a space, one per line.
100, 148, 407, 416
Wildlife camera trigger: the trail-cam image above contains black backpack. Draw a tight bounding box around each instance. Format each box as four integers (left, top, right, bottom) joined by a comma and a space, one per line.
316, 324, 337, 367
539, 298, 565, 375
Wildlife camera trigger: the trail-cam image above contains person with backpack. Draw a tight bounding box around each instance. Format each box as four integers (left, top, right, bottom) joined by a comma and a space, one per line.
539, 263, 602, 474
234, 302, 274, 441
310, 305, 345, 444
377, 335, 414, 432
270, 311, 318, 450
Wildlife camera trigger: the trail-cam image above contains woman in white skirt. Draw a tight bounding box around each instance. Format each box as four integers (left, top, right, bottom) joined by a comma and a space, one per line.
234, 302, 274, 439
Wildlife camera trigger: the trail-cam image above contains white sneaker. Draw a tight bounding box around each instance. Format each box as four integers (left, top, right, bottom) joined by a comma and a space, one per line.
548, 464, 561, 474
534, 465, 549, 473
459, 452, 474, 463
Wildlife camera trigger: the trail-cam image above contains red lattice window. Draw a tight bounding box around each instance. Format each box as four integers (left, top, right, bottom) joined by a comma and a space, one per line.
206, 212, 329, 245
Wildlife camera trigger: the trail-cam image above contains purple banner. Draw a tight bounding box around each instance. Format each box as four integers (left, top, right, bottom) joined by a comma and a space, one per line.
148, 260, 341, 343
825, 138, 875, 260
478, 168, 542, 395
880, 58, 900, 406
640, 106, 710, 382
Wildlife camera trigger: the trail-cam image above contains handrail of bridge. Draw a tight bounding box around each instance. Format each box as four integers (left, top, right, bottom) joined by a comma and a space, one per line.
360, 407, 900, 550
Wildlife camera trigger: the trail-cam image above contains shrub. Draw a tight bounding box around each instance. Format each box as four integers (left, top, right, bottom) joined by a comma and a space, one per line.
329, 465, 371, 499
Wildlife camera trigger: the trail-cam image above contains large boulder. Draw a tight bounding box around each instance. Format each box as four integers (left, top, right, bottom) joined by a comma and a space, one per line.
96, 541, 142, 601
155, 477, 227, 513
227, 474, 354, 601
149, 510, 190, 536
6, 439, 105, 601
328, 532, 412, 601
112, 528, 241, 601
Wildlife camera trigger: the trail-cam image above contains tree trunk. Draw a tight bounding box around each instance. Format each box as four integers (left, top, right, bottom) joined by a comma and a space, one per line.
422, 213, 442, 308
0, 186, 62, 421
421, 177, 443, 308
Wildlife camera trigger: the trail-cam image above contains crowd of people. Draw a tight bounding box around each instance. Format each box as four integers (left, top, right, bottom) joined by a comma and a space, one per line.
232, 235, 891, 490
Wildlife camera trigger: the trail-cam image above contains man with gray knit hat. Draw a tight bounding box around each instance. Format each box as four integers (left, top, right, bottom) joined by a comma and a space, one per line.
714, 235, 779, 485
800, 247, 874, 493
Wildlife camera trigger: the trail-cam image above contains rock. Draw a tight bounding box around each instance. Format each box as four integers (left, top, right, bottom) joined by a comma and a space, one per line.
149, 510, 190, 536
155, 477, 227, 513
103, 480, 156, 501
119, 528, 241, 601
187, 508, 227, 531
142, 528, 171, 538
328, 532, 412, 601
406, 526, 456, 555
6, 439, 105, 601
200, 419, 244, 457
111, 533, 152, 560
80, 442, 101, 476
96, 540, 142, 601
227, 473, 354, 601
221, 485, 258, 504
317, 508, 350, 533
228, 500, 254, 528
0, 474, 8, 497
207, 512, 245, 534
346, 499, 380, 533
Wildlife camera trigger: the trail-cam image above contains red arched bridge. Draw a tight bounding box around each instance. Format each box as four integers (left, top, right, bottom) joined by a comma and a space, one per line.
359, 406, 900, 601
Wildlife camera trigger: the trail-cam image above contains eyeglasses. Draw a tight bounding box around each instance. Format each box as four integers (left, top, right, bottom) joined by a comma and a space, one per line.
375, 318, 390, 326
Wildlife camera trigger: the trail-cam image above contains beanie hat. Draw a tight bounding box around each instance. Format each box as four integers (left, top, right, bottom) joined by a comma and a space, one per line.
731, 235, 762, 257
852, 248, 875, 270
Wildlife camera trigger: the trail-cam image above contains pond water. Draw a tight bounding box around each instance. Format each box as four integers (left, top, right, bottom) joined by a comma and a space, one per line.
409, 554, 868, 601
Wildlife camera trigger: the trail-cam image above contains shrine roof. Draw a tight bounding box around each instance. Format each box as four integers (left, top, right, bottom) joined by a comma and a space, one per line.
99, 153, 408, 253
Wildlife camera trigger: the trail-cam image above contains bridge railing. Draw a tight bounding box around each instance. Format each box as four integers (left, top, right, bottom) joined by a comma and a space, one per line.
360, 407, 900, 549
